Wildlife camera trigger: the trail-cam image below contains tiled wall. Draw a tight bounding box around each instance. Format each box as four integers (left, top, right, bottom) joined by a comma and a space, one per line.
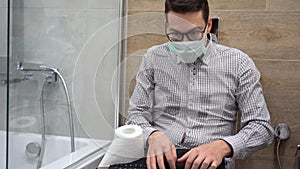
0, 0, 121, 141
0, 86, 6, 130
0, 1, 7, 58
125, 0, 300, 168
0, 0, 7, 131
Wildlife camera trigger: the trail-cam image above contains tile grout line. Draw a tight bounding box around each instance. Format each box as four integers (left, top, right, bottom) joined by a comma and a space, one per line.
253, 58, 300, 62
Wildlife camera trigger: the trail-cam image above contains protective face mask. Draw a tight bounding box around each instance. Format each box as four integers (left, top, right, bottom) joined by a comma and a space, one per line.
169, 37, 207, 64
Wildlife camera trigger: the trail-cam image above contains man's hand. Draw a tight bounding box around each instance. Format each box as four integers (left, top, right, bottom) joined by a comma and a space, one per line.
146, 131, 177, 169
177, 140, 232, 169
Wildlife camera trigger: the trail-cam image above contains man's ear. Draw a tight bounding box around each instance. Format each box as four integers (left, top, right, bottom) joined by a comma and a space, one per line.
206, 17, 213, 34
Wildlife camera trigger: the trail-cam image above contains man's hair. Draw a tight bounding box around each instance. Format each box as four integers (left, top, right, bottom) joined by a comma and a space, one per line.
165, 0, 209, 24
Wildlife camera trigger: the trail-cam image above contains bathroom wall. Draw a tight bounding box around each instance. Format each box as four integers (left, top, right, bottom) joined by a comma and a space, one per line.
0, 0, 7, 131
124, 0, 300, 168
3, 0, 121, 140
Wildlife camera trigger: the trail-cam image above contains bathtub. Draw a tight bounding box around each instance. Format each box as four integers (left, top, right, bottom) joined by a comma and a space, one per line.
0, 130, 111, 169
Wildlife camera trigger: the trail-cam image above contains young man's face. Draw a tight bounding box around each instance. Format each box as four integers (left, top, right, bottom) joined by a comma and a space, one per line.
166, 11, 211, 42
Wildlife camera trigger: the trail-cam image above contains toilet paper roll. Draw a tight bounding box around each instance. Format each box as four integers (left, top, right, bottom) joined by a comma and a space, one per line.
99, 125, 144, 167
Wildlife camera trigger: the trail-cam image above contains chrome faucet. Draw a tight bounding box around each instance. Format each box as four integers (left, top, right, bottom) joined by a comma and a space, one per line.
17, 62, 57, 84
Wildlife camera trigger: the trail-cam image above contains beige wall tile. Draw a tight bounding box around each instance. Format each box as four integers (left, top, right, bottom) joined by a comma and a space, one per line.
254, 60, 300, 110
267, 108, 300, 157
125, 1, 300, 169
127, 10, 300, 60
267, 0, 300, 10
127, 11, 165, 38
128, 0, 267, 11
211, 11, 300, 60
127, 34, 167, 54
209, 0, 266, 10
126, 11, 170, 54
128, 0, 165, 12
236, 155, 299, 169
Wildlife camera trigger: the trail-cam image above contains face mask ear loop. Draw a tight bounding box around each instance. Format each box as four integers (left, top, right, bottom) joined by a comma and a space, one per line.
165, 21, 170, 42
202, 24, 210, 46
207, 33, 212, 44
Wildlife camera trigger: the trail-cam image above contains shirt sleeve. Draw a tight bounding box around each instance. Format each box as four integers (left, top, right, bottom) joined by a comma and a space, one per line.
125, 52, 158, 146
222, 54, 274, 159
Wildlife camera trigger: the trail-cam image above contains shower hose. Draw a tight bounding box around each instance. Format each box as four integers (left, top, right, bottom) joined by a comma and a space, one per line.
36, 67, 75, 169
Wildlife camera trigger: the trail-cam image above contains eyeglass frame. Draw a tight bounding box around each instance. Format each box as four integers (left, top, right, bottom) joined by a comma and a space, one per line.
165, 24, 207, 42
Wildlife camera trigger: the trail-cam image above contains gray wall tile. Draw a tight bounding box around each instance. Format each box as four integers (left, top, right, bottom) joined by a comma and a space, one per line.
0, 0, 7, 8
88, 0, 119, 9
87, 9, 119, 38
6, 1, 121, 139
0, 8, 7, 57
0, 86, 6, 131
12, 0, 88, 8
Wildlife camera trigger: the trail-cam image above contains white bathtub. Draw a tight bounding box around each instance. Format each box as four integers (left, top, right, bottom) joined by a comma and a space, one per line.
0, 131, 111, 169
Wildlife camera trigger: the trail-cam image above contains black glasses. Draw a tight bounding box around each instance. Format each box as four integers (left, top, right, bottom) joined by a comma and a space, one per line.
166, 25, 207, 42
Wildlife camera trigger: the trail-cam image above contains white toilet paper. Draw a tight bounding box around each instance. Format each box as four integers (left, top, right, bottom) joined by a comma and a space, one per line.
98, 125, 144, 167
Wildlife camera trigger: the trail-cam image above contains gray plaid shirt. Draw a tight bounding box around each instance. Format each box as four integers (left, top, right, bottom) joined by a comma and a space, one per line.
126, 37, 273, 159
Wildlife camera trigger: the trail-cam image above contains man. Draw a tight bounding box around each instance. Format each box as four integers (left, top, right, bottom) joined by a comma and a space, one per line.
126, 0, 274, 169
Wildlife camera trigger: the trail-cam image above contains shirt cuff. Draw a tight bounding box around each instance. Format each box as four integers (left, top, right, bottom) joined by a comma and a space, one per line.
222, 135, 246, 158
143, 127, 158, 148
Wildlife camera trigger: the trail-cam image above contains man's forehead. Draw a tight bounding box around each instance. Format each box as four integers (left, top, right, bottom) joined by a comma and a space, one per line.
166, 11, 206, 30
